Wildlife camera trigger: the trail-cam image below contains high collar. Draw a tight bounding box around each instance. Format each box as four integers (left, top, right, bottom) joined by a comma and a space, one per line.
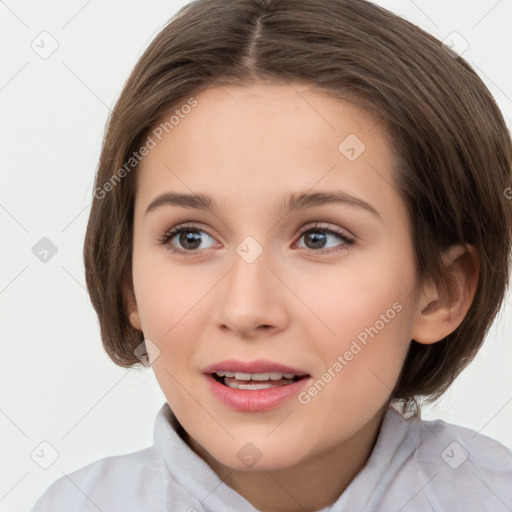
153, 402, 261, 511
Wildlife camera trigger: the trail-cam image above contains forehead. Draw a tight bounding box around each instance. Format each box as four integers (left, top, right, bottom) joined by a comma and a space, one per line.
135, 83, 403, 223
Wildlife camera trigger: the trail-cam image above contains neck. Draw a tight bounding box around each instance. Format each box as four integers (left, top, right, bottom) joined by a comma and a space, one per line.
185, 405, 388, 512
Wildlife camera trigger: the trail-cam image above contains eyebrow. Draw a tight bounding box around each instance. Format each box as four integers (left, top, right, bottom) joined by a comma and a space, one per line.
144, 190, 381, 220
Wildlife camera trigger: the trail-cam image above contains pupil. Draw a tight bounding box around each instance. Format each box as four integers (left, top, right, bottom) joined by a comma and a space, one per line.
180, 231, 201, 249
307, 232, 326, 249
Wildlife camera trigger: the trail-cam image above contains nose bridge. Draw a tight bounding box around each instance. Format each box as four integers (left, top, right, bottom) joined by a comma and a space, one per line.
215, 237, 286, 334
228, 238, 274, 305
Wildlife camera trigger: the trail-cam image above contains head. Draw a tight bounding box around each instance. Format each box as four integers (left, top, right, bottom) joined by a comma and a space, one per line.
84, 0, 511, 470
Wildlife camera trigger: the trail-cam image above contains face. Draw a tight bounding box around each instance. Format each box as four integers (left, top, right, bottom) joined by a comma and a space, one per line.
128, 83, 422, 471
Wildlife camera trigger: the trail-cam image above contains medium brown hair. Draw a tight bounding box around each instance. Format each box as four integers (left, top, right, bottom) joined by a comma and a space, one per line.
83, 0, 512, 409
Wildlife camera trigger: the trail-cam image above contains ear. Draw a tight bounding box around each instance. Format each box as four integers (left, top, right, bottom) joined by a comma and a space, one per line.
122, 278, 142, 332
411, 243, 479, 344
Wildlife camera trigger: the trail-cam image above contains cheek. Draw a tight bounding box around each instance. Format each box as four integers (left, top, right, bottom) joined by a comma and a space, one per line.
295, 248, 416, 406
297, 250, 415, 347
140, 282, 201, 419
132, 244, 202, 339
298, 294, 413, 434
131, 255, 204, 407
135, 282, 200, 373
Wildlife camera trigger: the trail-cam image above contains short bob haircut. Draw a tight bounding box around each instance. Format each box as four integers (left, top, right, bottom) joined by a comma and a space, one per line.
84, 0, 512, 411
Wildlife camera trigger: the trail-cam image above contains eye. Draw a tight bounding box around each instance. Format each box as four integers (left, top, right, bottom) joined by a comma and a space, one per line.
295, 223, 354, 254
157, 223, 218, 254
157, 222, 355, 255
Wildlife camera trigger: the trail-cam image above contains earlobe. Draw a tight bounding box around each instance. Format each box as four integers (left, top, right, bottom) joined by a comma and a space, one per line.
123, 281, 143, 331
411, 244, 479, 345
129, 310, 142, 331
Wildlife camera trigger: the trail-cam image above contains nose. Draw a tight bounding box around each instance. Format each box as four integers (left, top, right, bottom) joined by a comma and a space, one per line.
214, 245, 289, 340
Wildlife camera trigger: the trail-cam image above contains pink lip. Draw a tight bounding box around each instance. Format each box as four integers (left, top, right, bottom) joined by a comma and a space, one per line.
205, 374, 312, 412
202, 358, 309, 376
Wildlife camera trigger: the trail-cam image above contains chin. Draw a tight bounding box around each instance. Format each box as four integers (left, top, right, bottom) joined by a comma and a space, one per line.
203, 438, 310, 472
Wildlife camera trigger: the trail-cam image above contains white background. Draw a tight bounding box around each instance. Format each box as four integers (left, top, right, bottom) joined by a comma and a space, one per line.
1, 1, 511, 510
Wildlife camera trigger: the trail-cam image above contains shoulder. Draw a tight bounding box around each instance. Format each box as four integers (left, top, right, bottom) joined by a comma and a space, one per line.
414, 414, 512, 471
31, 445, 162, 512
416, 412, 512, 476
390, 410, 512, 511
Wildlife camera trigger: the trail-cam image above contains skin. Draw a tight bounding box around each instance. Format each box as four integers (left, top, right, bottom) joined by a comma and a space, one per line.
125, 83, 479, 512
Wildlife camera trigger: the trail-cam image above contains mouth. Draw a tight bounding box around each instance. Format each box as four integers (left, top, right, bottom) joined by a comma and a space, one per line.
202, 359, 312, 411
210, 371, 308, 390
205, 369, 312, 412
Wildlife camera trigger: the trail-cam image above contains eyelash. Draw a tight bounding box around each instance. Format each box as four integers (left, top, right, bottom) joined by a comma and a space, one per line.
157, 222, 355, 256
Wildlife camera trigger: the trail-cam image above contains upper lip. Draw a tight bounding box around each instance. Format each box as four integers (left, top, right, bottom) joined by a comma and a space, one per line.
203, 359, 310, 376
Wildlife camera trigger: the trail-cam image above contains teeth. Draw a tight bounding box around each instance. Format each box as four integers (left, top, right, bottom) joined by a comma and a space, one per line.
251, 373, 271, 381
215, 371, 297, 380
224, 380, 293, 390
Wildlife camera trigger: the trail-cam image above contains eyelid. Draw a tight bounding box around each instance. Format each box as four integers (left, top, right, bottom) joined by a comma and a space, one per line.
296, 222, 355, 242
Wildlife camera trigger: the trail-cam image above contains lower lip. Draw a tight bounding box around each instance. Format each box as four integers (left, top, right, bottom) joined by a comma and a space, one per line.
205, 374, 311, 412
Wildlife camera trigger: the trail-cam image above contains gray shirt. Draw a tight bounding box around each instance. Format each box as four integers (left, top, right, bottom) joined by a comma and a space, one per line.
32, 402, 512, 511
